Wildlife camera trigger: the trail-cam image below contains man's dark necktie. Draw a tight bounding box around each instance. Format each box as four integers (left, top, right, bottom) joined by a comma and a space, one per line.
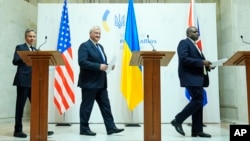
96, 44, 105, 62
30, 46, 34, 51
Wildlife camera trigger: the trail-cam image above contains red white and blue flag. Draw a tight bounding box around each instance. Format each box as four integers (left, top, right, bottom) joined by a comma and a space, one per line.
54, 0, 75, 114
188, 0, 203, 51
186, 0, 207, 106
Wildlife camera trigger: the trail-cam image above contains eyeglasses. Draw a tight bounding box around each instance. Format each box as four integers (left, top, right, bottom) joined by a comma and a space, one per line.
192, 31, 199, 33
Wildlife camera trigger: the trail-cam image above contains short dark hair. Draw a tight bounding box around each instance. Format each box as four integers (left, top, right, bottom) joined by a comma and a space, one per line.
25, 28, 36, 37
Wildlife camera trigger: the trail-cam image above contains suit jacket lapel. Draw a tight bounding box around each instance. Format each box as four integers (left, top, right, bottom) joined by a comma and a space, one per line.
187, 39, 203, 58
89, 41, 104, 63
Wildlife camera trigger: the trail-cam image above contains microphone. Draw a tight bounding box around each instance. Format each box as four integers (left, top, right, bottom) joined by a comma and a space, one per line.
240, 35, 250, 44
37, 36, 47, 50
147, 35, 156, 51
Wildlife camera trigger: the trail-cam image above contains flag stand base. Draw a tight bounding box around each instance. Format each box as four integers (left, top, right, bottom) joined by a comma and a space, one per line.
125, 123, 141, 127
55, 123, 72, 126
187, 123, 206, 127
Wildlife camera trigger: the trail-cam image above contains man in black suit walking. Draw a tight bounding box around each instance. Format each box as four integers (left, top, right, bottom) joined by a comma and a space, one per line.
12, 29, 53, 138
171, 26, 213, 138
78, 25, 124, 136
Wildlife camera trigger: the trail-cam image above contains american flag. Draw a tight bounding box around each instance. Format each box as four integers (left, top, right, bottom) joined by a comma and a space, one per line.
54, 0, 75, 114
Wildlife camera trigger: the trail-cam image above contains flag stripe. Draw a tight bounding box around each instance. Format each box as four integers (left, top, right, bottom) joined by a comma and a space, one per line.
55, 65, 74, 104
188, 0, 202, 50
121, 0, 143, 111
188, 2, 193, 26
54, 97, 63, 115
53, 0, 75, 114
121, 42, 143, 109
54, 67, 70, 109
62, 51, 74, 82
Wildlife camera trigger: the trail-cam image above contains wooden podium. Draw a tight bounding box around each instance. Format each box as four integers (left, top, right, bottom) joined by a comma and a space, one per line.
130, 51, 175, 141
224, 51, 250, 124
17, 51, 64, 141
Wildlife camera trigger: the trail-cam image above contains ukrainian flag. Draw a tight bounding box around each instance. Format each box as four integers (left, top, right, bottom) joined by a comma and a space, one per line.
121, 0, 143, 111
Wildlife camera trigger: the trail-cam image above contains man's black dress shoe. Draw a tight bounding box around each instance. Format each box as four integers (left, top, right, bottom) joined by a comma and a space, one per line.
192, 132, 211, 137
107, 127, 124, 135
80, 130, 96, 136
171, 119, 185, 136
13, 132, 27, 138
48, 131, 54, 136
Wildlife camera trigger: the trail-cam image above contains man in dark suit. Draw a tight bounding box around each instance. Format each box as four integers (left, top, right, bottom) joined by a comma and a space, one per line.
78, 25, 124, 136
12, 29, 53, 138
171, 26, 213, 138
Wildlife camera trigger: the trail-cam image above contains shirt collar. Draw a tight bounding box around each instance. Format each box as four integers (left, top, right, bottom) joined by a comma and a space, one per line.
26, 43, 33, 48
187, 37, 196, 44
90, 39, 98, 45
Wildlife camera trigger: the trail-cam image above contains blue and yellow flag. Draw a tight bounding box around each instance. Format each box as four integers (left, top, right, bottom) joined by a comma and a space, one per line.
121, 0, 143, 111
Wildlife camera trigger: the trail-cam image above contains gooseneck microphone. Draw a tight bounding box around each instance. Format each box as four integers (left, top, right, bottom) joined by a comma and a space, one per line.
37, 36, 47, 50
147, 35, 156, 51
240, 35, 250, 45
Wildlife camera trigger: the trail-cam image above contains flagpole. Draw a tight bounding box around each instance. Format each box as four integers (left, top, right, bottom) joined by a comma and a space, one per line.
56, 113, 71, 126
125, 111, 140, 127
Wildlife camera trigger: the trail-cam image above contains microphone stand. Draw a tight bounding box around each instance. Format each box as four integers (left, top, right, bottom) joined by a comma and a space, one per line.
147, 35, 156, 51
37, 36, 47, 50
240, 35, 250, 44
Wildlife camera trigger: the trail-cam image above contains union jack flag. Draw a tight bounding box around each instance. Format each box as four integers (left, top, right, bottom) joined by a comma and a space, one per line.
188, 0, 202, 51
186, 0, 207, 106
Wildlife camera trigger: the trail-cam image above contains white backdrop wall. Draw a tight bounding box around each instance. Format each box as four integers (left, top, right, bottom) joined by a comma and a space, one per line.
37, 3, 219, 123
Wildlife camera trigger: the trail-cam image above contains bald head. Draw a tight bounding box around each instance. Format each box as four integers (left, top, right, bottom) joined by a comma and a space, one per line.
186, 26, 199, 41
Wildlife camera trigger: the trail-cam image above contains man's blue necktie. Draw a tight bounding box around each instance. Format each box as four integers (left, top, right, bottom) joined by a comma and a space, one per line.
96, 44, 105, 62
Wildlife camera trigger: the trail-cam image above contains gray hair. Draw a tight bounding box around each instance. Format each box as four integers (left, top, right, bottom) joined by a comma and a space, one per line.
89, 26, 101, 34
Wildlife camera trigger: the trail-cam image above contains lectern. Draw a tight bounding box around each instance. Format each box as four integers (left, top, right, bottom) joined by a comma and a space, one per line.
130, 51, 175, 141
223, 51, 250, 124
17, 51, 64, 141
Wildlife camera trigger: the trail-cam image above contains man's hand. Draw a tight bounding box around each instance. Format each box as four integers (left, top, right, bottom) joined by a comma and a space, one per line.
202, 60, 212, 67
100, 64, 108, 71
